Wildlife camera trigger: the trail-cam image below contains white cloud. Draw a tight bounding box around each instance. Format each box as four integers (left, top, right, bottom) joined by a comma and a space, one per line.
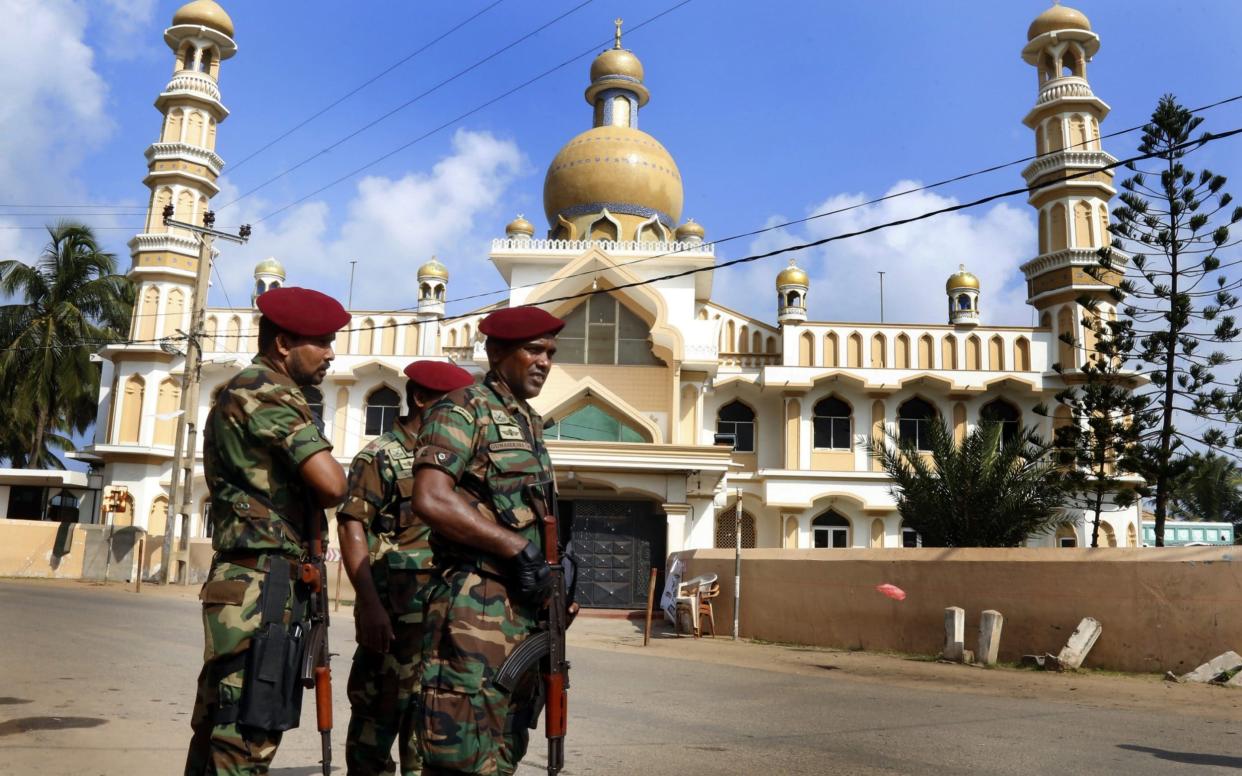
212, 129, 527, 310
716, 182, 1039, 327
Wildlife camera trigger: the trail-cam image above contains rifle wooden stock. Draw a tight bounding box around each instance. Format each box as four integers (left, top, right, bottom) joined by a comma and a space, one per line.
525, 481, 570, 776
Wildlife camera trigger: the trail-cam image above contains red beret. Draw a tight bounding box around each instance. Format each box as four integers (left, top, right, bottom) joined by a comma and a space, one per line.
403, 360, 475, 392
256, 287, 350, 337
478, 307, 565, 341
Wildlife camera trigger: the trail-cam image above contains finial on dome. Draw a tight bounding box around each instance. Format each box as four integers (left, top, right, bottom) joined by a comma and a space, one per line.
776, 258, 809, 288
614, 18, 623, 49
418, 256, 449, 280
506, 214, 535, 238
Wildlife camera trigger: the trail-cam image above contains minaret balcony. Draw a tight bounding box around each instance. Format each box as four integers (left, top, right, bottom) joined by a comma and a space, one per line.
146, 142, 225, 176
128, 232, 204, 256
1021, 149, 1117, 185
156, 71, 228, 118
1020, 246, 1130, 279
1037, 76, 1094, 105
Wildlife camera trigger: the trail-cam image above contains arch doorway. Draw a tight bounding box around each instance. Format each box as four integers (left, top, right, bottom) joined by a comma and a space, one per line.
559, 498, 666, 609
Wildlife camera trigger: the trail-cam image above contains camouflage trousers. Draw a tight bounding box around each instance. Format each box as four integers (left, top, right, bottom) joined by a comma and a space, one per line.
185, 559, 300, 776
346, 566, 431, 776
416, 569, 540, 776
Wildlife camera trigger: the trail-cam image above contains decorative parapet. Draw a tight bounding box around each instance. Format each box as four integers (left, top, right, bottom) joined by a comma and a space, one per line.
146, 142, 226, 176
161, 70, 222, 102
1037, 76, 1094, 105
128, 232, 202, 256
1021, 150, 1117, 184
490, 237, 715, 257
1020, 247, 1129, 278
718, 352, 780, 368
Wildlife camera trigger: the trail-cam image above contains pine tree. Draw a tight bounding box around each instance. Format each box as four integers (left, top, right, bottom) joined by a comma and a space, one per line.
1095, 95, 1241, 546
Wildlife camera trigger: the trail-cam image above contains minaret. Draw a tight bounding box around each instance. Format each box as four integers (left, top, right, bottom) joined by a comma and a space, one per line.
776, 259, 809, 325
416, 257, 448, 354
1019, 4, 1119, 368
251, 257, 285, 305
946, 265, 980, 326
127, 1, 236, 345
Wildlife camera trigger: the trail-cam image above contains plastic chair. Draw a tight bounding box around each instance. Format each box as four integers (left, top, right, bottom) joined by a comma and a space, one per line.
697, 581, 719, 638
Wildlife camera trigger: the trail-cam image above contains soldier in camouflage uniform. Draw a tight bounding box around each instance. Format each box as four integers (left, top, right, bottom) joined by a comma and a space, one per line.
185, 287, 350, 776
410, 307, 565, 776
338, 360, 475, 776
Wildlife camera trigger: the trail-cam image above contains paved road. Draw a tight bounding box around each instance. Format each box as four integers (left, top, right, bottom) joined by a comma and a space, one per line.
0, 580, 1239, 775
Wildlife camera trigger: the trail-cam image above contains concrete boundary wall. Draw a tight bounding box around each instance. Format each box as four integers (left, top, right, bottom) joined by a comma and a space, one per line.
680, 547, 1242, 674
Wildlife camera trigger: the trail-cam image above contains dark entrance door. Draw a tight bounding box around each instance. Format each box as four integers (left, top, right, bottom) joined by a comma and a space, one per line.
565, 499, 665, 609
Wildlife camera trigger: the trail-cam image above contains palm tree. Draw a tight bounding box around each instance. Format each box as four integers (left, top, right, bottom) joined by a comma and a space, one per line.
869, 420, 1069, 547
0, 223, 133, 468
1169, 454, 1242, 525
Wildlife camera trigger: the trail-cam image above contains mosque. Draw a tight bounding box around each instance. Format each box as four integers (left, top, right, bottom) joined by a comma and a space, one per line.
84, 1, 1141, 605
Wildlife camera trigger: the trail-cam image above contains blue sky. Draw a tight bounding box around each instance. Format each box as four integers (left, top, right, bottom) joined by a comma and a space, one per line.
3, 0, 1242, 329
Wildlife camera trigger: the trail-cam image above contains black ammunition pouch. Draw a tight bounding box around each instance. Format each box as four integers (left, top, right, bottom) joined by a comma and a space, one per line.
236, 556, 309, 732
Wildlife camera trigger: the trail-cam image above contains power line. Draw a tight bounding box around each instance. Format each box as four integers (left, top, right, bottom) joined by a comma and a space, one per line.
242, 0, 695, 224
224, 0, 507, 175
216, 0, 601, 213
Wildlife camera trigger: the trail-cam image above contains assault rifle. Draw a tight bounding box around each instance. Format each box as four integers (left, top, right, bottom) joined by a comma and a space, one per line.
300, 507, 334, 776
495, 481, 572, 775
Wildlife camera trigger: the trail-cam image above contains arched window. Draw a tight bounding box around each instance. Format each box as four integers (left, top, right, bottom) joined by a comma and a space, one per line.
557, 294, 660, 365
847, 332, 862, 368
812, 511, 850, 548
1014, 336, 1031, 371
364, 386, 401, 436
824, 332, 838, 367
120, 375, 145, 444
812, 397, 851, 450
197, 48, 213, 74
154, 378, 181, 446
786, 291, 801, 307
898, 398, 936, 451
918, 334, 934, 369
715, 507, 756, 549
547, 404, 646, 443
980, 399, 1021, 446
989, 335, 1005, 371
957, 293, 972, 311
716, 401, 755, 453
895, 334, 911, 369
871, 333, 887, 368
302, 385, 325, 434
965, 335, 982, 371
798, 331, 813, 366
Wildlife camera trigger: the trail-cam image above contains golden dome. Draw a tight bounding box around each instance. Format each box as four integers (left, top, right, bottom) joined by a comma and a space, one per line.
253, 256, 285, 278
1027, 4, 1091, 41
776, 260, 809, 288
505, 215, 535, 237
418, 257, 449, 280
676, 219, 705, 240
590, 48, 644, 85
946, 265, 980, 292
543, 126, 683, 228
172, 0, 235, 38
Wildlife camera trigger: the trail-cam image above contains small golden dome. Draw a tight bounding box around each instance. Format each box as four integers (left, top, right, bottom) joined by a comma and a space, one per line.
676, 219, 705, 240
776, 260, 809, 288
1027, 4, 1091, 41
590, 48, 644, 85
543, 126, 683, 227
946, 265, 980, 292
253, 257, 285, 278
418, 257, 449, 280
505, 215, 535, 237
172, 0, 235, 38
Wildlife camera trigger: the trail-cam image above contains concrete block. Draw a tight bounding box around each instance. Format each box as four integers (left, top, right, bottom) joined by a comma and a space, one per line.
1056, 617, 1102, 670
1225, 671, 1242, 688
942, 607, 965, 661
1181, 651, 1242, 684
977, 610, 1004, 666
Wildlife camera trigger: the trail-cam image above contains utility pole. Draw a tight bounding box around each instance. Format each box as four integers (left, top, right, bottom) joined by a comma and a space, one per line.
878, 271, 886, 323
348, 260, 358, 308
160, 206, 250, 584
732, 486, 742, 640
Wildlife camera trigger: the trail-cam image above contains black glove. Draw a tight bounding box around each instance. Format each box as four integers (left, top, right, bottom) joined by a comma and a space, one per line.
506, 541, 553, 605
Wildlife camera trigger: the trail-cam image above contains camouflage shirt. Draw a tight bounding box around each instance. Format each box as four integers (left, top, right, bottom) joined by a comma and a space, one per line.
338, 415, 433, 572
414, 371, 554, 573
203, 355, 332, 558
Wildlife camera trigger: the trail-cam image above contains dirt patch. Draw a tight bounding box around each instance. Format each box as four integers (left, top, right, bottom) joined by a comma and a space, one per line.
0, 716, 107, 736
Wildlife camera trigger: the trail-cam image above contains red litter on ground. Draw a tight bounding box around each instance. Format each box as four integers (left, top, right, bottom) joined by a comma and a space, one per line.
875, 583, 907, 601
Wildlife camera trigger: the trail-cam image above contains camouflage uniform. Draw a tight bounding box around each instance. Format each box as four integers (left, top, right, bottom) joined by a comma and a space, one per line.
185, 355, 332, 776
339, 415, 434, 776
412, 371, 553, 776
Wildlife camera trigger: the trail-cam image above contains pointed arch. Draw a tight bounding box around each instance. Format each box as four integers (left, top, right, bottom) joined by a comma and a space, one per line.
1057, 306, 1075, 368
812, 510, 851, 548
1047, 117, 1065, 153
335, 328, 351, 356
150, 188, 173, 233
798, 331, 814, 366
154, 378, 181, 446
847, 332, 863, 368
965, 335, 982, 370
784, 516, 799, 548
380, 319, 397, 355
1074, 201, 1094, 247
207, 117, 217, 150
636, 214, 666, 243
752, 330, 763, 354
715, 506, 756, 549
1050, 203, 1068, 251
588, 211, 621, 242
187, 111, 205, 146
164, 110, 183, 143
403, 322, 420, 355
823, 331, 838, 367
988, 335, 1004, 370
225, 315, 241, 352
162, 288, 185, 338
766, 336, 777, 354
738, 324, 750, 353
723, 319, 735, 352
1014, 336, 1031, 371
119, 375, 145, 444
1098, 202, 1110, 246
1069, 115, 1088, 151
148, 495, 169, 535
941, 334, 958, 370
918, 333, 934, 369
540, 377, 662, 443
1038, 207, 1049, 254
870, 333, 887, 368
136, 286, 159, 340
895, 333, 911, 369
203, 315, 218, 351
870, 518, 885, 548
